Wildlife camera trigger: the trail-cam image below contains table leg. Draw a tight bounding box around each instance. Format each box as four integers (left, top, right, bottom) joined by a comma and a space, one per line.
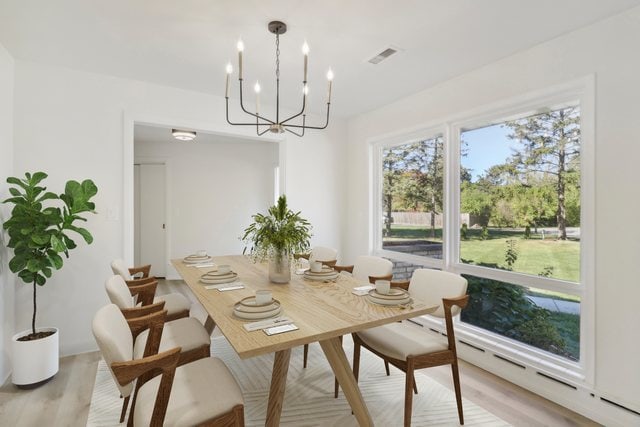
265, 348, 292, 427
320, 337, 374, 427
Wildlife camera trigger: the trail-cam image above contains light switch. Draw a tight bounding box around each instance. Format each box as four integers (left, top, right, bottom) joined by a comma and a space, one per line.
107, 206, 119, 221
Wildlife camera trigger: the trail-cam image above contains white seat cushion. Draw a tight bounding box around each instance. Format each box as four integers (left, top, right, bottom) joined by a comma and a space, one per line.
356, 322, 448, 361
133, 357, 243, 427
153, 293, 191, 315
134, 317, 210, 359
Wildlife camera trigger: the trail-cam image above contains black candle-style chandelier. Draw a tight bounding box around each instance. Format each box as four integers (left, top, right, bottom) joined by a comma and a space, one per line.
224, 21, 333, 137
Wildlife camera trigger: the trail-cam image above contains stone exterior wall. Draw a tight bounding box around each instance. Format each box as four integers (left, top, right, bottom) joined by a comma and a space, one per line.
387, 259, 425, 281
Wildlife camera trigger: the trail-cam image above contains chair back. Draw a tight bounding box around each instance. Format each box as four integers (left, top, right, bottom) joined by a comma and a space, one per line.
111, 259, 131, 280
409, 269, 467, 318
105, 275, 135, 309
92, 304, 134, 397
352, 256, 393, 282
310, 246, 338, 262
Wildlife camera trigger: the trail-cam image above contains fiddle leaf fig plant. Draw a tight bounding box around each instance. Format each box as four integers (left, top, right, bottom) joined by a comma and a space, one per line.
242, 195, 312, 262
3, 172, 98, 340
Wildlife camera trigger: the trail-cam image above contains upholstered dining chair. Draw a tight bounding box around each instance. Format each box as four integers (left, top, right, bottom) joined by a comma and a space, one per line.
351, 268, 469, 426
333, 255, 394, 282
296, 246, 338, 267
104, 275, 211, 422
93, 304, 244, 426
111, 258, 154, 284
304, 255, 394, 397
108, 266, 191, 321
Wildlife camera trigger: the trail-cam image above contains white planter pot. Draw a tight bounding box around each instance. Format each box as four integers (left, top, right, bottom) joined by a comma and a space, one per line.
11, 327, 59, 387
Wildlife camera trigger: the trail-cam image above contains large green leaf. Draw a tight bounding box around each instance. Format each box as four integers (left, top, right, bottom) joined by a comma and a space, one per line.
26, 258, 42, 273
9, 256, 27, 273
50, 234, 66, 252
6, 176, 28, 190
36, 192, 59, 203
47, 252, 64, 270
67, 226, 93, 244
30, 172, 48, 186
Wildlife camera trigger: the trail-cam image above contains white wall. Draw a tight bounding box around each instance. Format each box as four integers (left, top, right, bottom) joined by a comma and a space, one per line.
0, 41, 15, 383
11, 60, 347, 356
346, 6, 640, 417
0, 44, 15, 382
135, 133, 278, 278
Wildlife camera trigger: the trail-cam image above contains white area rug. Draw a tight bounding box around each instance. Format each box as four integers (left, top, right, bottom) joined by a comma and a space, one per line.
88, 336, 510, 426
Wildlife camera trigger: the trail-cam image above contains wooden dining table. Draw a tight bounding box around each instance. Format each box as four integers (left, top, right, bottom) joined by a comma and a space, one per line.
172, 255, 438, 426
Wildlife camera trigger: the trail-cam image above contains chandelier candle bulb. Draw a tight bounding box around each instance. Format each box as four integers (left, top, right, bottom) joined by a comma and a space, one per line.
254, 81, 261, 113
237, 39, 244, 79
225, 63, 233, 98
302, 41, 309, 82
327, 69, 334, 102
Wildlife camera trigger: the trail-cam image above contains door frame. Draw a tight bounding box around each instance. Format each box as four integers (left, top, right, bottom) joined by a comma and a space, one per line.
123, 112, 285, 267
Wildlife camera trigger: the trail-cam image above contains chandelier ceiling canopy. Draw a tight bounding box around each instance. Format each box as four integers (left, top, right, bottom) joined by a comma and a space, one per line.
225, 21, 333, 137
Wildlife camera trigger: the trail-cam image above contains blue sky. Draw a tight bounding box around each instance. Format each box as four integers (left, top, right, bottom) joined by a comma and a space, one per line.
462, 124, 518, 181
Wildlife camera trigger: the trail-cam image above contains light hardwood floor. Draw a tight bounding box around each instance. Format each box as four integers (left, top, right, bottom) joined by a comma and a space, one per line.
0, 280, 600, 426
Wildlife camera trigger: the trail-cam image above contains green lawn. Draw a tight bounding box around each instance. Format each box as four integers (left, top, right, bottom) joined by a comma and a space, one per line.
384, 225, 580, 283
460, 237, 580, 283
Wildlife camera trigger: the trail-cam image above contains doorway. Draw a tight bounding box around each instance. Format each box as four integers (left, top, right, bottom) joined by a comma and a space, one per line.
131, 123, 280, 280
134, 163, 167, 277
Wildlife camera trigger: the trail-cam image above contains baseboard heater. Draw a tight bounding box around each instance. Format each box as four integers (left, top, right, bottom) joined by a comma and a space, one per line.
536, 371, 577, 389
600, 397, 640, 417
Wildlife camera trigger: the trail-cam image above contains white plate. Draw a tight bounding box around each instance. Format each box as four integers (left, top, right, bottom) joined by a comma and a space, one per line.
233, 306, 282, 320
366, 295, 412, 306
305, 266, 336, 276
235, 298, 281, 313
368, 288, 409, 300
200, 275, 238, 285
201, 271, 237, 280
205, 269, 235, 277
303, 272, 338, 282
184, 256, 213, 264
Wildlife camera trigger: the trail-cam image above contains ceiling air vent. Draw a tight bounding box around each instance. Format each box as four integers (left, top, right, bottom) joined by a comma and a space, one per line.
368, 47, 399, 64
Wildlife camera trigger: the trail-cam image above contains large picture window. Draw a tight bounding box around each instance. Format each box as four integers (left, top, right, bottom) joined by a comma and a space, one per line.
459, 105, 581, 362
372, 84, 592, 377
380, 136, 444, 262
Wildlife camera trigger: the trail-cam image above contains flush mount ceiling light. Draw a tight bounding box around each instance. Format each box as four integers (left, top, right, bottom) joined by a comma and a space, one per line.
224, 20, 333, 137
171, 129, 197, 141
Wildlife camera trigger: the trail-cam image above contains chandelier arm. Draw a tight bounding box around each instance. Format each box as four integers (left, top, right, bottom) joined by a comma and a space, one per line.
238, 79, 276, 124
226, 97, 267, 126
257, 127, 272, 136
283, 103, 331, 130
285, 128, 304, 137
280, 90, 307, 125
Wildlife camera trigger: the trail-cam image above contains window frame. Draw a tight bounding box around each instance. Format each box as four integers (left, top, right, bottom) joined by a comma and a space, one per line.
369, 76, 595, 384
371, 125, 447, 270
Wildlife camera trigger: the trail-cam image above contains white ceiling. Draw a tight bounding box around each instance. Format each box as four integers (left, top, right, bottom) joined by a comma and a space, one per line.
1, 0, 639, 118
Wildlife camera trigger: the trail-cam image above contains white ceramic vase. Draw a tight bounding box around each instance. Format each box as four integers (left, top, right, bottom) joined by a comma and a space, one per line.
11, 327, 59, 387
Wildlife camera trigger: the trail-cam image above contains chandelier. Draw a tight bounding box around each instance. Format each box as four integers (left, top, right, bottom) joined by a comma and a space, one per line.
224, 21, 333, 137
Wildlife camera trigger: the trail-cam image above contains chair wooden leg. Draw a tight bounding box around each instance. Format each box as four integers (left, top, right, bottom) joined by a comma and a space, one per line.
451, 360, 464, 425
334, 335, 343, 398
352, 338, 361, 383
119, 395, 130, 423
303, 344, 309, 368
413, 373, 418, 395
404, 362, 415, 427
384, 360, 390, 376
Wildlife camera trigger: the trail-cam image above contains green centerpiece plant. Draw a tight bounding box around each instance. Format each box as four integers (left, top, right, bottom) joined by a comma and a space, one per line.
242, 195, 311, 283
